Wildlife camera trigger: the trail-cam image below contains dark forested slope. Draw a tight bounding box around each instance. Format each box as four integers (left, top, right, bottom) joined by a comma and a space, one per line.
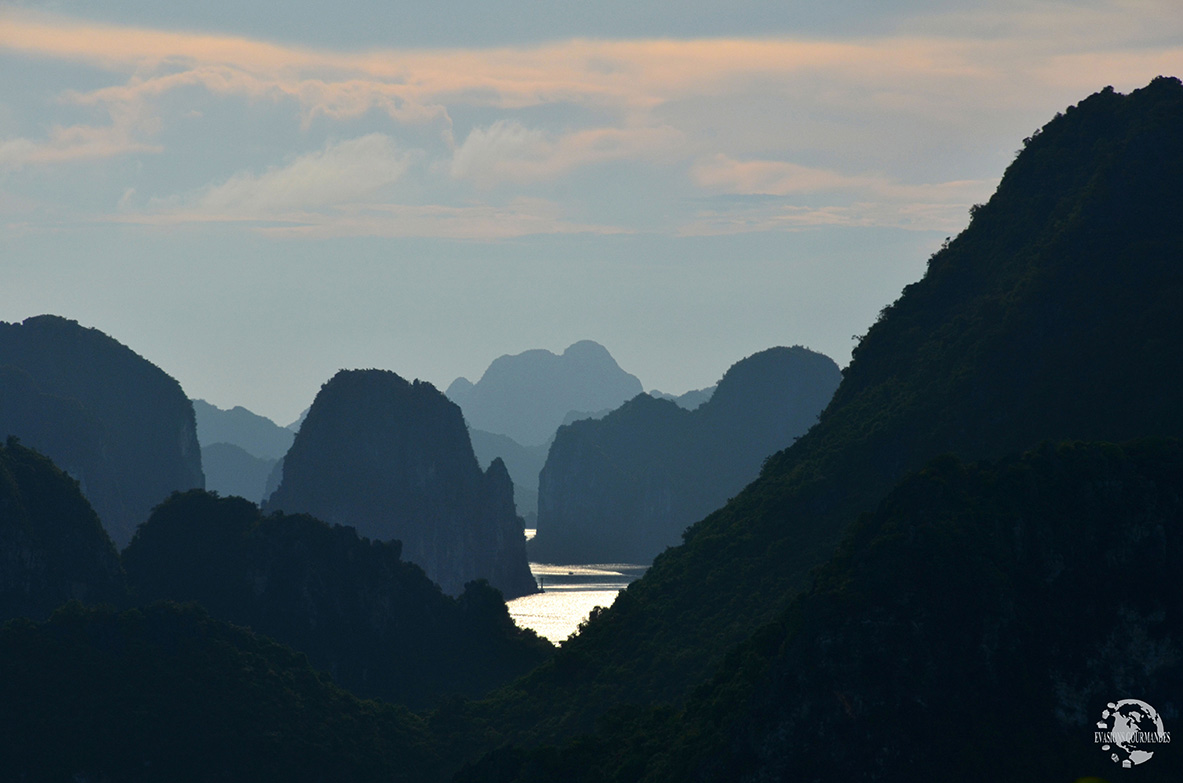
0, 602, 443, 782
464, 440, 1183, 783
0, 438, 125, 623
124, 490, 551, 707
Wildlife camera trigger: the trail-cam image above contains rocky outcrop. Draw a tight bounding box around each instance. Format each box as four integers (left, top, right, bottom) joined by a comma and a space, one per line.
529, 346, 840, 563
265, 369, 537, 598
446, 340, 643, 447
0, 438, 125, 622
0, 315, 203, 547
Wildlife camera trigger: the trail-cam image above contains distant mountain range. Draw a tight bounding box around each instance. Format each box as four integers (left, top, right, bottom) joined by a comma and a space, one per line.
192, 399, 294, 460
447, 340, 643, 447
530, 346, 840, 563
191, 398, 294, 502
0, 315, 203, 547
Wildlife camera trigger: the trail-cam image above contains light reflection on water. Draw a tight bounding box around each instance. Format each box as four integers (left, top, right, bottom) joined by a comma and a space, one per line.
508, 531, 648, 643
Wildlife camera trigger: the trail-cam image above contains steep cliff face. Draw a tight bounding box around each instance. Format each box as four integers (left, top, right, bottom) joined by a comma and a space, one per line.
0, 439, 125, 622
123, 491, 552, 707
447, 340, 643, 447
0, 315, 204, 547
530, 346, 841, 563
265, 369, 537, 598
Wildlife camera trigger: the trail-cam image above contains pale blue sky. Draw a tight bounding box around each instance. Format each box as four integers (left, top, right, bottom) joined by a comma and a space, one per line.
2, 1, 1180, 423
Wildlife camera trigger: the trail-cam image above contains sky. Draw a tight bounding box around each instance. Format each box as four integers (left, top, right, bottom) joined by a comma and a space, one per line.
1, 1, 1180, 425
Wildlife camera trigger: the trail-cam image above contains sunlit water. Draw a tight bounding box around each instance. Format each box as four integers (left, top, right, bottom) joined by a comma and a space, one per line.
507, 530, 648, 643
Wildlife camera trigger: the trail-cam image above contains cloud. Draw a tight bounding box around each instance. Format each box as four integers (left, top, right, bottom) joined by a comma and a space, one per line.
0, 103, 161, 170
184, 133, 410, 213
2, 3, 1180, 237
115, 196, 624, 241
451, 120, 683, 185
692, 154, 994, 201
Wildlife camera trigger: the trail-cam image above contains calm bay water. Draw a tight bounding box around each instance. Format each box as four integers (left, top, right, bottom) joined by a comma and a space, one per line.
507, 530, 647, 643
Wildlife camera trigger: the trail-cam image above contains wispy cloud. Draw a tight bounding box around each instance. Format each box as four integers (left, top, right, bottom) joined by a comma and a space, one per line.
182, 133, 411, 213
451, 121, 683, 186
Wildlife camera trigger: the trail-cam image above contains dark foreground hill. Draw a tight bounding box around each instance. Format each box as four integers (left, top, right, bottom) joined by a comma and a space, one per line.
0, 438, 125, 623
124, 490, 552, 707
530, 346, 840, 563
461, 440, 1183, 782
0, 315, 203, 546
452, 77, 1183, 747
447, 341, 643, 447
0, 602, 443, 783
266, 369, 537, 599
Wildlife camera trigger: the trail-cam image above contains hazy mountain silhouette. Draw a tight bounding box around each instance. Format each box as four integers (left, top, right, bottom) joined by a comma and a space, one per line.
449, 77, 1183, 758
265, 369, 537, 598
446, 340, 643, 447
286, 407, 309, 432
200, 442, 277, 503
530, 346, 840, 563
0, 438, 125, 623
192, 399, 294, 460
0, 315, 203, 547
124, 490, 552, 707
468, 428, 550, 522
648, 385, 715, 410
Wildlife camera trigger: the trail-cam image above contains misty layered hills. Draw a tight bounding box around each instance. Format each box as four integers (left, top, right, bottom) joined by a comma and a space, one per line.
447, 340, 643, 447
0, 438, 125, 623
266, 369, 537, 599
464, 440, 1183, 782
123, 490, 552, 707
649, 385, 715, 410
457, 77, 1183, 746
192, 398, 294, 460
199, 442, 279, 503
192, 399, 293, 502
530, 346, 840, 564
0, 315, 203, 547
0, 602, 442, 782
